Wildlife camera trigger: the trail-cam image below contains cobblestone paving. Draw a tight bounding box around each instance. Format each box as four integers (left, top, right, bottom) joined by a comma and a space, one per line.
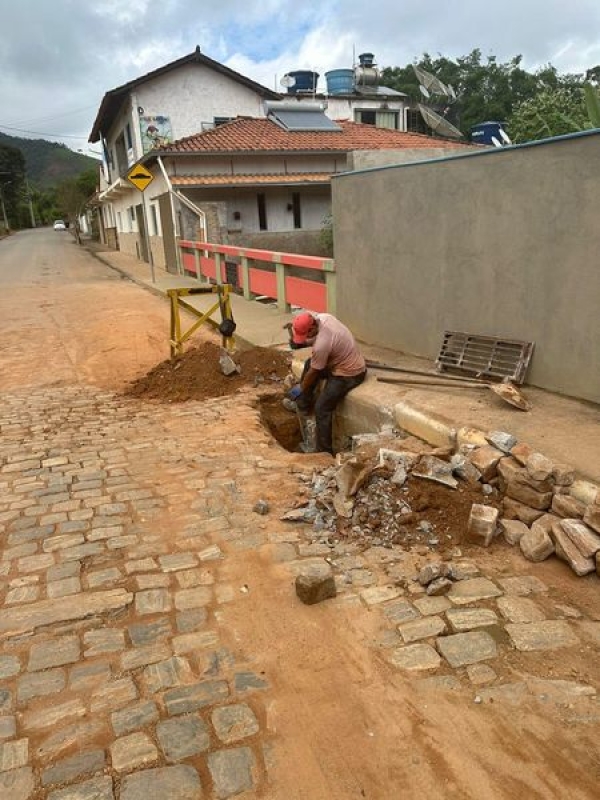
0, 386, 296, 799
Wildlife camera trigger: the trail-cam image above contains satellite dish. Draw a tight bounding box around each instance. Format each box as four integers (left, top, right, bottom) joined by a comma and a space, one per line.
446, 84, 457, 101
412, 64, 451, 98
499, 127, 512, 144
418, 104, 464, 139
280, 74, 296, 89
491, 136, 502, 147
419, 85, 430, 99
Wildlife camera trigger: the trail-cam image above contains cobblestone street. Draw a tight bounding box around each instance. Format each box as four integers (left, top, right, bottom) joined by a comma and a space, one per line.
0, 385, 298, 798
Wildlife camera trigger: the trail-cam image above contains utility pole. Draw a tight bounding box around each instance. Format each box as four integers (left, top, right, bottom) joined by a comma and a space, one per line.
0, 187, 8, 232
25, 179, 36, 228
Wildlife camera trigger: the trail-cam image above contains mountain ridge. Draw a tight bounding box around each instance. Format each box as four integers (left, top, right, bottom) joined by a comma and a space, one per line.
0, 131, 97, 188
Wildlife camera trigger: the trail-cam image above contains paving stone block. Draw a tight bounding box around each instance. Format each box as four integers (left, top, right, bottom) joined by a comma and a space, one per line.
506, 621, 579, 651
0, 766, 35, 800
143, 656, 194, 694
467, 446, 504, 481
28, 635, 80, 671
397, 616, 447, 643
86, 568, 123, 588
0, 739, 28, 772
0, 717, 16, 740
121, 643, 171, 671
211, 704, 260, 744
47, 776, 114, 800
502, 497, 544, 525
506, 482, 552, 511
466, 504, 499, 547
83, 629, 125, 657
500, 519, 529, 546
22, 699, 86, 731
382, 599, 420, 624
437, 631, 497, 667
448, 578, 502, 605
164, 680, 229, 716
157, 716, 210, 761
37, 720, 106, 763
120, 766, 202, 800
135, 589, 172, 615
497, 575, 548, 595
0, 655, 21, 679
110, 732, 158, 772
90, 677, 138, 713
559, 519, 600, 558
445, 608, 499, 632
390, 643, 441, 671
173, 631, 219, 655
466, 664, 497, 685
111, 701, 159, 737
18, 668, 66, 703
4, 585, 40, 604
234, 672, 269, 692
159, 553, 198, 572
497, 596, 546, 623
47, 576, 82, 598
208, 748, 256, 799
551, 522, 596, 576
551, 494, 585, 519
47, 561, 81, 582
41, 749, 105, 787
128, 618, 172, 647
69, 662, 112, 692
174, 586, 212, 611
413, 596, 451, 616
135, 573, 170, 589
520, 523, 554, 563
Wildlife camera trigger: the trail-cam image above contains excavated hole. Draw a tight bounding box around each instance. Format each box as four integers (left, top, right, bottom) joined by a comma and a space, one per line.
259, 395, 303, 452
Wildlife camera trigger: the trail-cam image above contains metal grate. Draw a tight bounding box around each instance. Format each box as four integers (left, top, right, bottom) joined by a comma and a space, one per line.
435, 331, 534, 385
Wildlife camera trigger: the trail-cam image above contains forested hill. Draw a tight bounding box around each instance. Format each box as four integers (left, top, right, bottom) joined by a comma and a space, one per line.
0, 132, 97, 188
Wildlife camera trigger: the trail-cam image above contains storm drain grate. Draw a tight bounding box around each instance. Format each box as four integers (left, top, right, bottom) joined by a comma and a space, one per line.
435, 331, 534, 384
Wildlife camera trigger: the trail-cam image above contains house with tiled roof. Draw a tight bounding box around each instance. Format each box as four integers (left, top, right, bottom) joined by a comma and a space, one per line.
89, 46, 279, 253
131, 105, 474, 268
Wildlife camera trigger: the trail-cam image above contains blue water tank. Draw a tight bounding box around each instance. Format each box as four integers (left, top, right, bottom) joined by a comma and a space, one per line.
470, 121, 508, 145
325, 69, 354, 95
287, 70, 319, 93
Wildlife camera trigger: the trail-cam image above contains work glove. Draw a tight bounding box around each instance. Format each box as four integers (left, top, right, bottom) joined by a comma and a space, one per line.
288, 385, 302, 400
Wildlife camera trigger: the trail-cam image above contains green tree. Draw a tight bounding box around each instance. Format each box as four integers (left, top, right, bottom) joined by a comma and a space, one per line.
508, 88, 588, 142
0, 142, 26, 229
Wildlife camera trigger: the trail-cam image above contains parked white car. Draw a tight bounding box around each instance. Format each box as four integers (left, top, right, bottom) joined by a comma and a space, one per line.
53, 220, 66, 231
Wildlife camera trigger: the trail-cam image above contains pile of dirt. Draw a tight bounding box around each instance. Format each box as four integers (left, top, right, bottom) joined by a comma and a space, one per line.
125, 341, 291, 402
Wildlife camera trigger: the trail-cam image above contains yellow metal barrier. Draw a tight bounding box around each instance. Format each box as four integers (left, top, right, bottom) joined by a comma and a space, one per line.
167, 285, 236, 358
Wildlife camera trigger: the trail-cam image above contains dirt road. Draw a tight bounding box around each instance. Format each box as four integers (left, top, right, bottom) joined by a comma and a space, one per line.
0, 230, 599, 800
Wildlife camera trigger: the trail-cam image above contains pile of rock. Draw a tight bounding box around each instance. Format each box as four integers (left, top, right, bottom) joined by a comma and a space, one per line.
458, 429, 600, 577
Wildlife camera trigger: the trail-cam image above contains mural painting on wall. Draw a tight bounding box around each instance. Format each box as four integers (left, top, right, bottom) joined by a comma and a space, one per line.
140, 115, 173, 153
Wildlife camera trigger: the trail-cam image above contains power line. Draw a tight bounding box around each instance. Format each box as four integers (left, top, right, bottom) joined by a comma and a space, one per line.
0, 123, 88, 140
2, 104, 98, 127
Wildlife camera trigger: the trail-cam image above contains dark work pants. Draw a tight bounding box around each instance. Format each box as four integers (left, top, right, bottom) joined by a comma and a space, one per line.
296, 358, 366, 454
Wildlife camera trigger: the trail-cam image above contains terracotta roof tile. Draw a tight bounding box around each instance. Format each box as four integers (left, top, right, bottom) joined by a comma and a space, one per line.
170, 173, 331, 186
159, 118, 473, 155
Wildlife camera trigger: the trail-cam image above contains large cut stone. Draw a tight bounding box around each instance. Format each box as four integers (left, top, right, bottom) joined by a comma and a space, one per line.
390, 644, 441, 671
506, 621, 579, 651
397, 616, 447, 643
497, 596, 546, 623
436, 631, 497, 667
525, 452, 554, 482
295, 563, 336, 605
164, 681, 229, 716
550, 522, 595, 576
211, 704, 259, 744
448, 578, 502, 605
506, 481, 552, 511
519, 523, 554, 563
559, 519, 600, 557
445, 608, 499, 632
208, 748, 256, 799
157, 716, 210, 761
500, 519, 529, 546
0, 589, 132, 637
120, 766, 202, 800
0, 767, 35, 800
486, 431, 517, 454
465, 504, 499, 547
551, 495, 584, 519
583, 502, 600, 534
467, 446, 504, 481
502, 497, 544, 525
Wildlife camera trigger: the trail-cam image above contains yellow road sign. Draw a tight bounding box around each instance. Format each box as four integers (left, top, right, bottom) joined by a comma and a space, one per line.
127, 163, 154, 192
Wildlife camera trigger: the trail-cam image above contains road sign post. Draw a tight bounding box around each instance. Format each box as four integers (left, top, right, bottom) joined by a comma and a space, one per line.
127, 164, 156, 283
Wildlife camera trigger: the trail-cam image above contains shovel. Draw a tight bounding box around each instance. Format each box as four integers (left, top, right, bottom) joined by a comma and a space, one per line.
375, 375, 531, 411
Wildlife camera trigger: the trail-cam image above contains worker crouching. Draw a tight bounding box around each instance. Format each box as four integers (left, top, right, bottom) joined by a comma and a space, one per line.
285, 312, 367, 455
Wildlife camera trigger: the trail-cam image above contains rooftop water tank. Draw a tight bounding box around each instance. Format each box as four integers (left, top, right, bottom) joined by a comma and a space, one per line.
286, 70, 319, 94
470, 121, 508, 145
325, 69, 354, 95
358, 53, 375, 67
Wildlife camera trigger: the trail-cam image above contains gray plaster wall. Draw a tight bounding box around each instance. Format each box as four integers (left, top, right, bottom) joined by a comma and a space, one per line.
333, 131, 600, 404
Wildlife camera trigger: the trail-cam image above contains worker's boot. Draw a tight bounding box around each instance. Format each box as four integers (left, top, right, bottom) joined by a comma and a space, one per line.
297, 411, 317, 453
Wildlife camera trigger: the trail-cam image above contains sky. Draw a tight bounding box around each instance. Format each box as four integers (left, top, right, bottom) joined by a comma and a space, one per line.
1, 0, 600, 155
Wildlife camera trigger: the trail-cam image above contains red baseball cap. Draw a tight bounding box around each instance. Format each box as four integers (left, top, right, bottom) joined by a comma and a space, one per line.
291, 312, 315, 345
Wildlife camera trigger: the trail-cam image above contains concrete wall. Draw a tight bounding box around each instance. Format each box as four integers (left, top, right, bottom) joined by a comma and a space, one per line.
333, 131, 600, 404
348, 147, 473, 171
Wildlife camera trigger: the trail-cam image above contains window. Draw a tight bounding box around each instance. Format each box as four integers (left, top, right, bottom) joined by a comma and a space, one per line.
214, 116, 234, 127
257, 193, 267, 231
116, 211, 122, 232
125, 123, 133, 149
129, 206, 136, 223
354, 109, 399, 129
292, 193, 301, 229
